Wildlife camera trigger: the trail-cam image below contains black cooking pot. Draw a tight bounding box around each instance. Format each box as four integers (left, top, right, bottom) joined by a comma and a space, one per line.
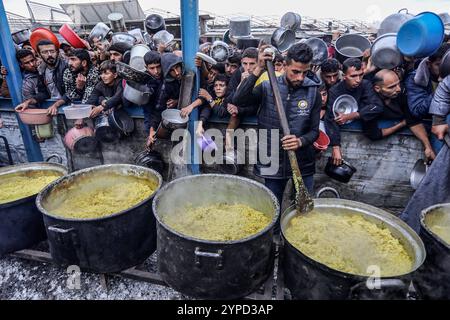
36, 164, 163, 273
152, 174, 280, 299
145, 14, 166, 35
108, 109, 135, 136
134, 149, 164, 174
281, 200, 426, 300
324, 157, 356, 183
0, 162, 67, 255
415, 204, 450, 299
94, 113, 120, 143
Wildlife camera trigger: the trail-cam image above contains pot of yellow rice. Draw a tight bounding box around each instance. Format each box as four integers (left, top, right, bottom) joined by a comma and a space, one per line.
415, 203, 450, 299
281, 198, 426, 300
36, 164, 162, 273
152, 174, 280, 299
0, 162, 67, 255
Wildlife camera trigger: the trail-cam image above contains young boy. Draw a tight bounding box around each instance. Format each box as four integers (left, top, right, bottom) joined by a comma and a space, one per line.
87, 60, 123, 118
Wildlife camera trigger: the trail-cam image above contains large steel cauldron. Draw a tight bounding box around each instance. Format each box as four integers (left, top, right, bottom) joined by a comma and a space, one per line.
415, 204, 450, 299
36, 164, 162, 273
0, 162, 67, 255
152, 174, 280, 299
281, 199, 426, 300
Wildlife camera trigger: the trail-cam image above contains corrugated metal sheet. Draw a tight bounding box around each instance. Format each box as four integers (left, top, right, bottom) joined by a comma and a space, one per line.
61, 0, 145, 25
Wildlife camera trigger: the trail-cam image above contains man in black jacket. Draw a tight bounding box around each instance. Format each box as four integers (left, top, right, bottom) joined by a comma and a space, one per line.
234, 43, 322, 206
324, 58, 383, 165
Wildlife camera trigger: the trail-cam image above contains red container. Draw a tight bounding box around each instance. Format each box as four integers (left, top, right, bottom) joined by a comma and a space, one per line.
30, 28, 60, 51
59, 24, 86, 49
313, 129, 330, 151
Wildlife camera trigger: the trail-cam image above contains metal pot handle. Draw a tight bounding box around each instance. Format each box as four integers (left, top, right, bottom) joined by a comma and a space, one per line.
398, 8, 409, 14
194, 247, 224, 270
349, 279, 406, 299
0, 135, 14, 165
47, 225, 86, 265
46, 154, 63, 164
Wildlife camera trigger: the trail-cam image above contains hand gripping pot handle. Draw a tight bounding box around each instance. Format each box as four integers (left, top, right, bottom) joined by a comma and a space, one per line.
194, 247, 224, 270
348, 279, 406, 299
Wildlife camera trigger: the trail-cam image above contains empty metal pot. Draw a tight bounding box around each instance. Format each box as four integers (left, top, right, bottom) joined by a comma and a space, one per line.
111, 32, 136, 47
439, 13, 450, 26
271, 27, 296, 52
145, 14, 166, 35
229, 17, 251, 38
88, 22, 111, 43
377, 9, 413, 37
108, 12, 126, 32
280, 12, 302, 32
161, 109, 189, 131
12, 29, 31, 45
371, 33, 403, 69
128, 28, 145, 44
116, 61, 151, 83
152, 30, 175, 47
304, 37, 328, 65
123, 80, 153, 106
129, 44, 151, 72
335, 34, 371, 63
211, 41, 231, 62
94, 113, 120, 143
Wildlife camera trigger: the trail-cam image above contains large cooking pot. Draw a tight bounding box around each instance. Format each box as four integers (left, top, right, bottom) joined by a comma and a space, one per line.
280, 12, 302, 32
145, 14, 166, 35
377, 9, 413, 37
152, 174, 279, 299
129, 44, 151, 72
161, 109, 189, 131
0, 162, 67, 255
123, 80, 153, 105
36, 164, 162, 273
64, 124, 97, 153
371, 33, 403, 69
116, 61, 151, 83
335, 34, 371, 63
271, 27, 295, 52
128, 28, 145, 44
415, 204, 450, 299
304, 37, 328, 66
88, 22, 111, 44
108, 12, 126, 33
439, 13, 450, 26
229, 17, 251, 38
152, 30, 175, 47
397, 12, 445, 58
281, 199, 426, 300
12, 29, 31, 45
94, 113, 120, 143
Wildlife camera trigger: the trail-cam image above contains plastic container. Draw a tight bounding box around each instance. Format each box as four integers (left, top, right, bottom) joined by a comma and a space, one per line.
397, 12, 445, 58
313, 130, 330, 151
17, 108, 52, 125
63, 104, 92, 120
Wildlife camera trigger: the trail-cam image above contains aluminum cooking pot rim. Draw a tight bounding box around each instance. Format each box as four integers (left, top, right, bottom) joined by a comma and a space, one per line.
420, 203, 450, 249
36, 164, 163, 222
152, 174, 280, 245
0, 162, 68, 208
332, 94, 358, 119
281, 199, 426, 279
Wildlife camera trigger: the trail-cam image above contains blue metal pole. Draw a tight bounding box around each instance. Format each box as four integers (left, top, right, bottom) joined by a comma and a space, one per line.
0, 1, 43, 162
180, 0, 200, 174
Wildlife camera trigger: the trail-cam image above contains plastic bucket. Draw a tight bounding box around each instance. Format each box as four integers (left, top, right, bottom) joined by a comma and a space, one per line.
397, 12, 444, 58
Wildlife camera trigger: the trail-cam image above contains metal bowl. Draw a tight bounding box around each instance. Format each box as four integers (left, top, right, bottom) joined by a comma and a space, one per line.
332, 94, 358, 122
280, 12, 302, 32
410, 159, 429, 190
111, 32, 136, 46
271, 27, 296, 52
195, 52, 217, 65
211, 40, 231, 62
161, 109, 189, 131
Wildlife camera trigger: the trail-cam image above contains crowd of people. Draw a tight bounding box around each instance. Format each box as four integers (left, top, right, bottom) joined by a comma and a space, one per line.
1, 25, 449, 205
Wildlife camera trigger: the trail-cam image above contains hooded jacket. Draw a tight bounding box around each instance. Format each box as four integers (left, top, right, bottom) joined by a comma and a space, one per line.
430, 75, 450, 121
234, 72, 322, 179
156, 53, 183, 111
